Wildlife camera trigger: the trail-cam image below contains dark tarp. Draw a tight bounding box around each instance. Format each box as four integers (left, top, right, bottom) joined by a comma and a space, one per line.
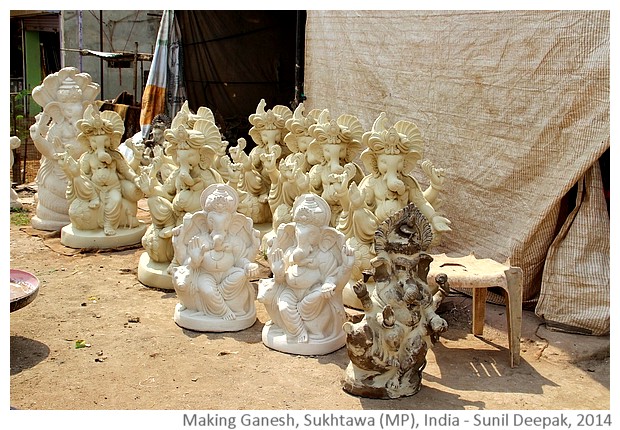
175, 10, 303, 144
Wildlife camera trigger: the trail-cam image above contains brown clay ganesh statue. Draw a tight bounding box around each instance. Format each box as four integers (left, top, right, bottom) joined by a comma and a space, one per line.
342, 203, 450, 399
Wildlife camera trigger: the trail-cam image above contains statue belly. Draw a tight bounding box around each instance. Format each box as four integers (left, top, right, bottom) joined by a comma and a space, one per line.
286, 265, 322, 291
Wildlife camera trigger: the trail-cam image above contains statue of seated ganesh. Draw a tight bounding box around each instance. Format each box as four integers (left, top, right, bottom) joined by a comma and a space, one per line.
258, 193, 355, 355
170, 184, 261, 332
342, 203, 450, 399
58, 105, 146, 249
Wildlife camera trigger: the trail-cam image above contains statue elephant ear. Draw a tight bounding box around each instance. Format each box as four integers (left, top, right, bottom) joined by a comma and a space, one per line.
198, 145, 218, 169
172, 211, 209, 265
318, 228, 344, 254
305, 138, 323, 166
269, 222, 296, 261
229, 213, 260, 259
42, 101, 65, 124
360, 148, 378, 175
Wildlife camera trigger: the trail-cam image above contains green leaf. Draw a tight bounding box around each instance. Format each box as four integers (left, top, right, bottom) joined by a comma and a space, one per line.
75, 340, 90, 349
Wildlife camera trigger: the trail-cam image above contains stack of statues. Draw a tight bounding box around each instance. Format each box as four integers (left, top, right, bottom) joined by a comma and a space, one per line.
25, 66, 454, 399
136, 101, 226, 289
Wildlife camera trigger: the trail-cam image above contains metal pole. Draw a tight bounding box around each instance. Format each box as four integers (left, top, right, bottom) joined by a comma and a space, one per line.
100, 11, 104, 100
294, 10, 305, 108
78, 11, 83, 72
133, 42, 138, 106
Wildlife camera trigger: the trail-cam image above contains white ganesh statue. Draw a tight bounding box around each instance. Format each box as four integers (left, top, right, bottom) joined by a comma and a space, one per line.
29, 67, 100, 231
256, 102, 321, 252
257, 193, 355, 355
136, 105, 224, 290
170, 184, 261, 332
337, 112, 451, 307
342, 203, 450, 399
58, 105, 146, 249
228, 99, 292, 230
10, 136, 23, 210
306, 109, 365, 227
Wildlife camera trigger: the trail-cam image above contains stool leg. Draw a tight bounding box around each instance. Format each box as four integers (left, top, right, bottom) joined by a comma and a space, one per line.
504, 267, 523, 367
472, 288, 487, 336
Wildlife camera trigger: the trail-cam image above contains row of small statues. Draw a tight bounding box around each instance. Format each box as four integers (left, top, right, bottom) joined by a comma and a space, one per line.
21, 67, 452, 399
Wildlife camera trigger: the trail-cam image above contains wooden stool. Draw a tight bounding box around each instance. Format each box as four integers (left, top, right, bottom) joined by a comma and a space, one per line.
427, 253, 523, 367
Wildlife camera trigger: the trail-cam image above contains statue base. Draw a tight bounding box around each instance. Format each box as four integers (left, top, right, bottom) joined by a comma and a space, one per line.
173, 303, 256, 332
60, 222, 147, 249
137, 252, 173, 291
261, 323, 346, 356
342, 362, 423, 399
31, 215, 70, 232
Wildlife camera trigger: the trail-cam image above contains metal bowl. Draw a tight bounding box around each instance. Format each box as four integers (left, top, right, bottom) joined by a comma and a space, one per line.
10, 269, 40, 312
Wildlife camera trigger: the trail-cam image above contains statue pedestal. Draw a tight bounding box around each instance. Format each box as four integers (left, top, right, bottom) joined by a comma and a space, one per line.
137, 252, 173, 291
342, 362, 423, 399
31, 215, 70, 232
174, 303, 256, 332
261, 323, 346, 356
60, 222, 147, 249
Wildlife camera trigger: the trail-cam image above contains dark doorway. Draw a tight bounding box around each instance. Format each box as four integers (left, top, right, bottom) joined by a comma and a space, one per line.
175, 10, 306, 144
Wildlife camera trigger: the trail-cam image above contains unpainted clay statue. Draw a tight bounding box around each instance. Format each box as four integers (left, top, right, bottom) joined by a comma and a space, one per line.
58, 105, 145, 249
260, 103, 322, 249
136, 106, 224, 290
282, 103, 321, 176
342, 203, 449, 399
10, 136, 23, 210
306, 109, 365, 227
170, 184, 261, 332
228, 99, 292, 226
336, 112, 450, 295
258, 193, 355, 355
29, 67, 100, 231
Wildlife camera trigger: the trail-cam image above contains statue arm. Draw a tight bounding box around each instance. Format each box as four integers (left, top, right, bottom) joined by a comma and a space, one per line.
186, 236, 205, 269
406, 177, 451, 232
420, 159, 445, 207
29, 114, 54, 158
269, 247, 287, 283
260, 152, 280, 184
57, 151, 81, 179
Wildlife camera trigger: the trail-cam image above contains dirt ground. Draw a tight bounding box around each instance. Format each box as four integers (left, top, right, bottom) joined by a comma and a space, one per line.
8, 189, 611, 414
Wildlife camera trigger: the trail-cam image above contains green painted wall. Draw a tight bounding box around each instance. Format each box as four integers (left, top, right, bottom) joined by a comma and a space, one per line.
24, 30, 42, 115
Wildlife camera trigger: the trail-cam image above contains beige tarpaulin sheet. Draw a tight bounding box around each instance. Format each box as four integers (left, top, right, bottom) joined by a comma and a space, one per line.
304, 10, 609, 335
